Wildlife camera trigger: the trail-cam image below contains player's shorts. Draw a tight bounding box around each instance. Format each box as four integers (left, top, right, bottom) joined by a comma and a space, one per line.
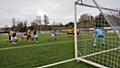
27, 35, 31, 40
11, 36, 18, 41
96, 35, 104, 39
55, 33, 58, 35
67, 33, 72, 35
77, 32, 79, 35
23, 35, 27, 38
33, 35, 38, 38
51, 34, 55, 37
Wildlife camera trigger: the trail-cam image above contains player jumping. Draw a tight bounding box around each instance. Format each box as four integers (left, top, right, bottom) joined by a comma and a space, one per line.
93, 25, 104, 46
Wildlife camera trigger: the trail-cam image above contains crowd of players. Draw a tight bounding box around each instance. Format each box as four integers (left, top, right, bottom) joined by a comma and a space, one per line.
6, 28, 80, 45
7, 28, 39, 44
6, 24, 104, 47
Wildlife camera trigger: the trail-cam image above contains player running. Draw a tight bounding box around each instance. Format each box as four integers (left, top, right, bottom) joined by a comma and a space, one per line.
9, 30, 18, 44
32, 28, 38, 42
93, 25, 104, 46
49, 29, 56, 41
6, 29, 14, 44
20, 32, 27, 40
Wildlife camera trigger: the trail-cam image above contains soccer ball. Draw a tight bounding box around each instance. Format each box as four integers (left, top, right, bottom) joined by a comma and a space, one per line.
28, 40, 30, 42
11, 42, 14, 44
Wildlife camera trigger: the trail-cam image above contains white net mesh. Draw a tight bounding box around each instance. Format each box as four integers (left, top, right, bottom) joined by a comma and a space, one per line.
76, 0, 120, 68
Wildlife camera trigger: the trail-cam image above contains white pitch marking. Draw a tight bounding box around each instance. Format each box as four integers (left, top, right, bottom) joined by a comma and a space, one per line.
36, 58, 75, 68
0, 41, 74, 51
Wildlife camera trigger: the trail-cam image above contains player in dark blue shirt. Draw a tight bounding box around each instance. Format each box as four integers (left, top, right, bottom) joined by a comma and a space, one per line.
20, 32, 27, 40
32, 29, 38, 42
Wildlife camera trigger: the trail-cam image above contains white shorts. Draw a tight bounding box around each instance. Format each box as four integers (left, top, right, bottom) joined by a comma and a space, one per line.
33, 35, 38, 38
51, 34, 55, 37
11, 36, 18, 41
23, 35, 27, 38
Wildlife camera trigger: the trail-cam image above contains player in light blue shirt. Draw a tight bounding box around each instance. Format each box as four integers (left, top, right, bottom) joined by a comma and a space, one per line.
93, 25, 104, 46
49, 29, 56, 41
32, 29, 38, 42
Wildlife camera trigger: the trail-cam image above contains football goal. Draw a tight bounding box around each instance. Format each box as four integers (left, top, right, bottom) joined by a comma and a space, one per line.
74, 0, 120, 68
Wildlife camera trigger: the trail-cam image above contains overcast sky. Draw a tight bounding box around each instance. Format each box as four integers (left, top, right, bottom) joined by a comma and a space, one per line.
0, 0, 120, 27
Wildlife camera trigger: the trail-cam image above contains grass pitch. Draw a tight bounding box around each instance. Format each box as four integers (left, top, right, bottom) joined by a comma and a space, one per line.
0, 33, 95, 68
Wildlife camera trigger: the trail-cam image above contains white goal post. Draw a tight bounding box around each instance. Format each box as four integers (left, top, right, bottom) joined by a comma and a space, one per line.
74, 0, 120, 68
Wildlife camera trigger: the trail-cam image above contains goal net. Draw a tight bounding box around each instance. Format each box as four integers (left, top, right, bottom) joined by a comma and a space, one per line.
74, 0, 120, 68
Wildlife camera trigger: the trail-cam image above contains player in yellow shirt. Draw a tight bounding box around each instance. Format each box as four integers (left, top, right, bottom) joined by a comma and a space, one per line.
6, 29, 14, 44
26, 29, 31, 44
67, 29, 73, 38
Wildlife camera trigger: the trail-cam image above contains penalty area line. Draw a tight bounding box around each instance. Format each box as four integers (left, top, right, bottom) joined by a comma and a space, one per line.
36, 58, 75, 68
0, 41, 74, 51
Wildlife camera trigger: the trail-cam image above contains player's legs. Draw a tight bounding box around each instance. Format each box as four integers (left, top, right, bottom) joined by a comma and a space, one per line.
6, 36, 11, 44
93, 35, 104, 46
21, 35, 27, 40
93, 35, 99, 46
101, 35, 104, 45
53, 34, 56, 40
32, 35, 35, 41
49, 34, 55, 40
93, 38, 97, 46
9, 36, 14, 44
49, 34, 52, 41
35, 35, 38, 42
9, 36, 11, 41
67, 33, 69, 37
14, 37, 18, 44
68, 33, 72, 38
26, 35, 31, 43
32, 35, 38, 42
21, 35, 26, 39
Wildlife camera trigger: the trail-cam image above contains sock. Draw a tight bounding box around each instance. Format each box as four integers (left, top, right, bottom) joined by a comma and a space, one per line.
32, 38, 34, 41
94, 39, 96, 45
36, 37, 38, 41
49, 38, 52, 40
22, 37, 24, 39
54, 37, 56, 40
15, 39, 18, 43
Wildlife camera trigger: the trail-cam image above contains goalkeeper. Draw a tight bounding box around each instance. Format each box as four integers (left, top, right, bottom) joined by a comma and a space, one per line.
93, 25, 104, 46
49, 29, 56, 41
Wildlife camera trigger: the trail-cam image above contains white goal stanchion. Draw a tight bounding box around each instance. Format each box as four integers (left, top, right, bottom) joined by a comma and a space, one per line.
74, 0, 120, 68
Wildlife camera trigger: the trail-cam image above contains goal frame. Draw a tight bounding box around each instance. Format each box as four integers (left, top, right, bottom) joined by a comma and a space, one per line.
74, 0, 120, 68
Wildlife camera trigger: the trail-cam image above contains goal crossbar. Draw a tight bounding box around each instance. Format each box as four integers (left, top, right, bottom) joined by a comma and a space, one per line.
75, 1, 120, 12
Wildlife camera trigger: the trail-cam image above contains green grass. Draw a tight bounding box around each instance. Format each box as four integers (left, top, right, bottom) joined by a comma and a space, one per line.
0, 33, 96, 68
